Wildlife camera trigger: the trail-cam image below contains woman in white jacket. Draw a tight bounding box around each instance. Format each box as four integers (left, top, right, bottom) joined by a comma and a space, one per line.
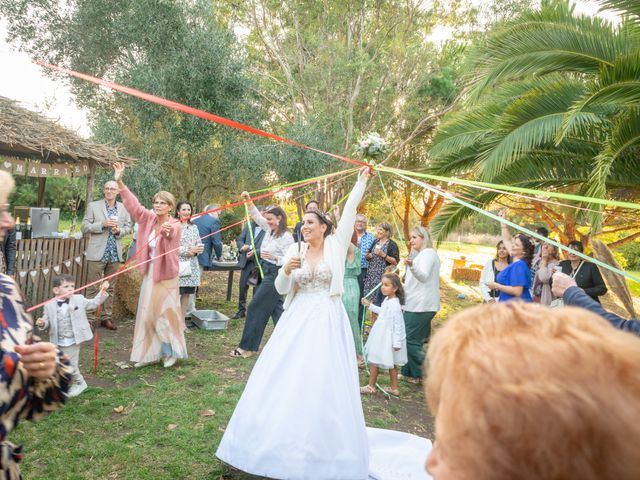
216, 168, 432, 480
400, 226, 440, 382
479, 240, 511, 303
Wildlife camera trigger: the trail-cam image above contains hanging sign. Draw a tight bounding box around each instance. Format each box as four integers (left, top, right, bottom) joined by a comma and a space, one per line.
0, 156, 88, 177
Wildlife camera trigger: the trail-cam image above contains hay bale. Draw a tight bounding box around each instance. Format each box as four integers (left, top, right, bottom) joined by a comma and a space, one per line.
113, 268, 143, 319
451, 267, 481, 282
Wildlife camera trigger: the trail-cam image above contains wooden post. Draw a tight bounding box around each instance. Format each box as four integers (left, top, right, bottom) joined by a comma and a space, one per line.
36, 178, 47, 207
85, 161, 97, 207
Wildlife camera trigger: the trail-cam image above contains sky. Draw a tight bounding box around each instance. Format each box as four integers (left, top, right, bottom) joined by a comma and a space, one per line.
0, 1, 619, 139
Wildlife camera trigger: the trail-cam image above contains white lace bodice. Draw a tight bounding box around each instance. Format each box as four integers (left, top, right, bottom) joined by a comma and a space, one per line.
293, 259, 332, 293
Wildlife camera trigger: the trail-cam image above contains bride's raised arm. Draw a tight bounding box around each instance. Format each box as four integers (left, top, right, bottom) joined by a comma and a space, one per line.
334, 167, 371, 248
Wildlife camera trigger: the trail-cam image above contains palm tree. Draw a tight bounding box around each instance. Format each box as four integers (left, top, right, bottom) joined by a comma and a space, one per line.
428, 0, 640, 240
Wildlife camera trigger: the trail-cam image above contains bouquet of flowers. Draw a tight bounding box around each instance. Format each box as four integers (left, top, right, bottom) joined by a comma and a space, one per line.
355, 132, 390, 159
221, 243, 239, 262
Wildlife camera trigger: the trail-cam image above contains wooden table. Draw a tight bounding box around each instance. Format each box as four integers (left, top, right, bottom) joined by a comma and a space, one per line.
206, 262, 241, 301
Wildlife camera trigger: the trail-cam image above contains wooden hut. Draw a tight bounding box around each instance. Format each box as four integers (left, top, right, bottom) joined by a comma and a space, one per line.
0, 96, 136, 309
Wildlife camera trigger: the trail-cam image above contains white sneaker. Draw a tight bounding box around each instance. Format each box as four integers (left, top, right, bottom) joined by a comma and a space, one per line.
68, 380, 88, 398
163, 356, 177, 368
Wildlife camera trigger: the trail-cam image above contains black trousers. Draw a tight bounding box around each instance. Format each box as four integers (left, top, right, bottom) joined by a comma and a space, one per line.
237, 264, 256, 314
238, 263, 284, 352
357, 268, 368, 327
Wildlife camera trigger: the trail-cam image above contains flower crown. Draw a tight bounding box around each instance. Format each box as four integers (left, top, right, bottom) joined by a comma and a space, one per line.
305, 209, 334, 234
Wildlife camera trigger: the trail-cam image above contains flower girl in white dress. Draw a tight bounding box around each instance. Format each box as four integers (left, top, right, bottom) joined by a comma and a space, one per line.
361, 272, 408, 397
216, 168, 431, 480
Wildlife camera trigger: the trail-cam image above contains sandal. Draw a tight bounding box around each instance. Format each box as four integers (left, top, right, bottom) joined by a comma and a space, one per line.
229, 348, 254, 359
386, 388, 400, 397
360, 385, 377, 395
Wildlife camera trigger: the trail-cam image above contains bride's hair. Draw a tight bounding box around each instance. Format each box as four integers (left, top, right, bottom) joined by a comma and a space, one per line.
305, 209, 334, 238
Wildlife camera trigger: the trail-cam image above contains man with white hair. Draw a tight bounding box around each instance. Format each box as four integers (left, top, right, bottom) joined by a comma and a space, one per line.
193, 204, 223, 268
81, 180, 132, 330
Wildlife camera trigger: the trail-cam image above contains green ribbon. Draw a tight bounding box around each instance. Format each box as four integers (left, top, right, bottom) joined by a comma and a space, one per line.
380, 166, 640, 211
394, 171, 640, 284
377, 170, 407, 247
248, 167, 358, 194
244, 204, 264, 281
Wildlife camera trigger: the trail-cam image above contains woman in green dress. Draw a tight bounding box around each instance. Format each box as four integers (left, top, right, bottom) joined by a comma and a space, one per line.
342, 230, 363, 360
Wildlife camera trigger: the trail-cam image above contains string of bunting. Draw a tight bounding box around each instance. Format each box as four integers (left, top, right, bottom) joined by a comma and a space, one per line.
16, 254, 83, 280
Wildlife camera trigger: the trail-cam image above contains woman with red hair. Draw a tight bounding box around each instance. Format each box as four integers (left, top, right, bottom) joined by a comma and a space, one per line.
425, 302, 640, 479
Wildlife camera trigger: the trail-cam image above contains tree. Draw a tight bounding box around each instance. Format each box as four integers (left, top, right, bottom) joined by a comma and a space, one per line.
2, 0, 264, 208
428, 0, 640, 246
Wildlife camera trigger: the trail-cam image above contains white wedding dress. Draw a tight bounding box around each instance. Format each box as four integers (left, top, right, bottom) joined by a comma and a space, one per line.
216, 259, 432, 480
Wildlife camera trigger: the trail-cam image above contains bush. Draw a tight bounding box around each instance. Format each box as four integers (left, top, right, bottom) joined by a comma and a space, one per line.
619, 240, 640, 271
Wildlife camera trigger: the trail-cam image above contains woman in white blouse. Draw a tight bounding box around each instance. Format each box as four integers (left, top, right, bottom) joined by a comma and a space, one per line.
230, 202, 293, 358
400, 226, 440, 382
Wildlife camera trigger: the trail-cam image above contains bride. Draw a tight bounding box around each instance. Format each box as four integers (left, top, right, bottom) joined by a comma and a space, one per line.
216, 167, 431, 480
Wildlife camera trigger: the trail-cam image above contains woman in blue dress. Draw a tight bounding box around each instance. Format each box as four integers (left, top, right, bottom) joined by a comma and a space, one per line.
486, 233, 535, 302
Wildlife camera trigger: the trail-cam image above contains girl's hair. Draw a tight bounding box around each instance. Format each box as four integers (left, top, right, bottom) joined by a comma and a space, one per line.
516, 234, 535, 267
153, 191, 176, 210
411, 225, 433, 250
175, 200, 194, 223
543, 242, 560, 261
494, 240, 512, 263
264, 205, 289, 238
305, 210, 334, 238
378, 222, 393, 238
382, 272, 405, 305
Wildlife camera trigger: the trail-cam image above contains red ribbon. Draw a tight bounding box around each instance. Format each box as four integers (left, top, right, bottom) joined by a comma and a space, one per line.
26, 168, 354, 313
35, 61, 368, 168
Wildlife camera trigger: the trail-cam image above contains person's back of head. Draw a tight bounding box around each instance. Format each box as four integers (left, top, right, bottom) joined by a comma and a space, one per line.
204, 205, 219, 220
425, 302, 640, 480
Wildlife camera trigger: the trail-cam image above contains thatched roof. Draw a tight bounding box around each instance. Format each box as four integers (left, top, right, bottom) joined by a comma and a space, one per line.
0, 96, 135, 166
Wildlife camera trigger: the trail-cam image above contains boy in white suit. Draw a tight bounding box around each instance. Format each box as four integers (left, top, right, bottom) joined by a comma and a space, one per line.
37, 274, 109, 397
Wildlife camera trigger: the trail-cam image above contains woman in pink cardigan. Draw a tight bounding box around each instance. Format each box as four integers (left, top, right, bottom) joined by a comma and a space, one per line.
113, 162, 187, 368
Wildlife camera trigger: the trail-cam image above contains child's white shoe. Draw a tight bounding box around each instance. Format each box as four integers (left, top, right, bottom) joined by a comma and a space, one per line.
68, 380, 88, 398
163, 356, 177, 368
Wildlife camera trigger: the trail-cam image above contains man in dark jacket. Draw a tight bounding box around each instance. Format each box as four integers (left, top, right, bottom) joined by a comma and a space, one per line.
193, 205, 223, 268
233, 220, 265, 319
552, 271, 640, 336
1, 228, 16, 275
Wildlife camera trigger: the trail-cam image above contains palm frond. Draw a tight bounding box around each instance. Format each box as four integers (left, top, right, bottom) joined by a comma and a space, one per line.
429, 104, 501, 159
585, 107, 640, 229
478, 81, 603, 180
466, 3, 634, 97
599, 0, 640, 20
560, 52, 640, 138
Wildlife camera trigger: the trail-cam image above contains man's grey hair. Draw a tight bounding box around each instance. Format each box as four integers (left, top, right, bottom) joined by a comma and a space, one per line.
205, 204, 220, 218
